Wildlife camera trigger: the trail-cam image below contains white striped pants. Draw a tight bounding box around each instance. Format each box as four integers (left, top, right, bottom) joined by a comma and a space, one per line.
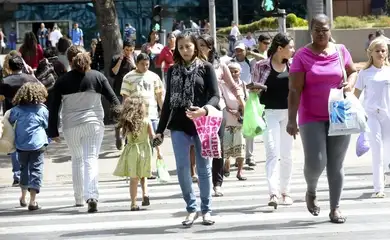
63, 122, 105, 204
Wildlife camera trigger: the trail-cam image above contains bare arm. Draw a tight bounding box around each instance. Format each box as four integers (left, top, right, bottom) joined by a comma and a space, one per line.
111, 58, 123, 75
345, 60, 358, 91
288, 72, 305, 122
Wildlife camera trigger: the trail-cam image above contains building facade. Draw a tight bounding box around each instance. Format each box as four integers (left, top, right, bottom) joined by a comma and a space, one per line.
0, 0, 263, 48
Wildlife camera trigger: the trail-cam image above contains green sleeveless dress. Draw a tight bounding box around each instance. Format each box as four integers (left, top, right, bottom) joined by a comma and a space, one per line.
113, 120, 152, 178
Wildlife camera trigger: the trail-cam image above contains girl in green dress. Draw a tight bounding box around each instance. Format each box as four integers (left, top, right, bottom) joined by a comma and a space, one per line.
113, 95, 161, 211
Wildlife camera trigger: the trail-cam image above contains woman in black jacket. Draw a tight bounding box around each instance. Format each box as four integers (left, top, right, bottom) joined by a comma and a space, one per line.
155, 32, 219, 226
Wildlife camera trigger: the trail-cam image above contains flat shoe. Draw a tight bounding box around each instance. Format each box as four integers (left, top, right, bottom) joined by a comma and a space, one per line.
329, 211, 347, 224
28, 203, 41, 211
142, 196, 150, 206
19, 198, 27, 207
182, 212, 198, 227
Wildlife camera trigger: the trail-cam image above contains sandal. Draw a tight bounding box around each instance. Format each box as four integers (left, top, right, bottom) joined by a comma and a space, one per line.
28, 202, 41, 211
329, 209, 347, 224
236, 175, 247, 181
305, 191, 320, 216
374, 192, 386, 198
131, 205, 140, 211
182, 212, 198, 227
202, 212, 215, 226
19, 198, 27, 207
142, 196, 150, 206
192, 175, 198, 183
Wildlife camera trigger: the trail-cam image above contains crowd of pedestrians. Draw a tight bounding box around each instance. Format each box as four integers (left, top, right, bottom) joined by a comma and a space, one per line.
1, 13, 390, 228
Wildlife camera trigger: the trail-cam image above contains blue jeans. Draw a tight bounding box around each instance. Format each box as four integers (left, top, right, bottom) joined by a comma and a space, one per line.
38, 38, 46, 48
18, 150, 44, 193
11, 152, 20, 181
171, 131, 212, 214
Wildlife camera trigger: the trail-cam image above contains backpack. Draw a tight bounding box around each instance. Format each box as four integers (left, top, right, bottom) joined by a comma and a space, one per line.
35, 57, 58, 90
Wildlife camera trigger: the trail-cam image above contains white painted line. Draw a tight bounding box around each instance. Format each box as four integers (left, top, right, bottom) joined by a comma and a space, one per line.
0, 189, 384, 212
0, 176, 371, 201
0, 208, 389, 235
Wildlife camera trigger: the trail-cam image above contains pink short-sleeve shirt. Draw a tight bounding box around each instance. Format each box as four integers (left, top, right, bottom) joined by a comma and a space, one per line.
289, 44, 352, 125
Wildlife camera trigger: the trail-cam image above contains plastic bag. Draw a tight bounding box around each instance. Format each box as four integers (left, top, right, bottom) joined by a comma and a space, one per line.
356, 132, 370, 157
193, 105, 223, 158
242, 92, 267, 138
328, 89, 369, 136
156, 158, 171, 183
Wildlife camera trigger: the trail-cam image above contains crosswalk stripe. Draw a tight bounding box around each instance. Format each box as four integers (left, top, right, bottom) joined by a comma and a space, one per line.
0, 166, 382, 238
0, 208, 389, 235
0, 176, 370, 201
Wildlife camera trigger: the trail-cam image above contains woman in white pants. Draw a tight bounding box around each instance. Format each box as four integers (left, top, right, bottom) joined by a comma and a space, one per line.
252, 33, 295, 209
354, 37, 390, 198
48, 45, 120, 212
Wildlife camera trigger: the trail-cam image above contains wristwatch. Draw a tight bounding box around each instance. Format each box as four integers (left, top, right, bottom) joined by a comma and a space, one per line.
203, 106, 209, 116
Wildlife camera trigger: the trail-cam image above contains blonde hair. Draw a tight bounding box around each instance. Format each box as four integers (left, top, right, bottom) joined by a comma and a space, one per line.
363, 37, 390, 70
12, 82, 48, 106
117, 95, 146, 140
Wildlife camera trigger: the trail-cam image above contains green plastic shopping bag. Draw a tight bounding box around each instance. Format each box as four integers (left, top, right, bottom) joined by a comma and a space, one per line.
156, 158, 171, 183
242, 92, 267, 138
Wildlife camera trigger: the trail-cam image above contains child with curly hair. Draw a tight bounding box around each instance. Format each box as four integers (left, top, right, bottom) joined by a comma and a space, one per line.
113, 95, 160, 211
8, 82, 49, 211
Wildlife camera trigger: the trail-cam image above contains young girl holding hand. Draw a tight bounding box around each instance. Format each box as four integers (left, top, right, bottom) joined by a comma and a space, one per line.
113, 95, 159, 210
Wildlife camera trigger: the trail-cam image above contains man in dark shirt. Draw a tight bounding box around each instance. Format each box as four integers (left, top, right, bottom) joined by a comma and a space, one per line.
0, 55, 39, 186
110, 40, 137, 150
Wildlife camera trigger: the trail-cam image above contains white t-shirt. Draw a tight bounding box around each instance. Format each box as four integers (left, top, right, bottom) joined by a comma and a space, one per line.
230, 26, 240, 38
238, 60, 251, 84
50, 30, 63, 46
355, 65, 390, 114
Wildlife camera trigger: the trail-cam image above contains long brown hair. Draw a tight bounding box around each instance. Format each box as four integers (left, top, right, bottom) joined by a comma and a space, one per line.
117, 95, 146, 140
173, 32, 206, 65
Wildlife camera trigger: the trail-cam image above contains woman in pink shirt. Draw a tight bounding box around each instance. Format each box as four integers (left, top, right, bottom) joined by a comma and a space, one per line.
287, 14, 357, 224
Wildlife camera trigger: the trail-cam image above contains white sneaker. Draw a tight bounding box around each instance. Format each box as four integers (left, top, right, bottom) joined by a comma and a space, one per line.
374, 192, 386, 198
281, 194, 293, 205
182, 212, 198, 226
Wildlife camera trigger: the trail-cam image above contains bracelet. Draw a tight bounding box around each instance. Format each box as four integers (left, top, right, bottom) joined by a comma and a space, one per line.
203, 106, 209, 116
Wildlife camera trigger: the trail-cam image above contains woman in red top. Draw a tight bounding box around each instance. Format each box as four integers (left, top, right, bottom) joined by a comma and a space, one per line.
156, 33, 176, 84
19, 32, 44, 70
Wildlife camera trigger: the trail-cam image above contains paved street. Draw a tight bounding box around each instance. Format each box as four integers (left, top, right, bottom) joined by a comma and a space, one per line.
0, 126, 390, 239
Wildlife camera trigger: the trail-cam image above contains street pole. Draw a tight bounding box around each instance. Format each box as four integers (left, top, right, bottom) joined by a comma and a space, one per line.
277, 9, 286, 33
209, 0, 217, 49
326, 0, 334, 28
233, 0, 239, 24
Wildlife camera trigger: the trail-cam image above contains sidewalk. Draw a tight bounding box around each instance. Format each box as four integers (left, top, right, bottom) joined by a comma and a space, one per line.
0, 125, 372, 187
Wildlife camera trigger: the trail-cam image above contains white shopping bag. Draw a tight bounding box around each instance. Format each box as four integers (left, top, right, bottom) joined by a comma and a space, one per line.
328, 89, 369, 136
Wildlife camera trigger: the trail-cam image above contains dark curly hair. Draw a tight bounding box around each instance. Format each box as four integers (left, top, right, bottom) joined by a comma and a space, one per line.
12, 82, 48, 106
118, 95, 147, 140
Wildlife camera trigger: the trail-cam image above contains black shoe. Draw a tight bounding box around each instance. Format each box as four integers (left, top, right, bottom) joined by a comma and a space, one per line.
245, 158, 256, 167
12, 180, 20, 187
147, 175, 157, 180
28, 202, 41, 211
87, 199, 98, 213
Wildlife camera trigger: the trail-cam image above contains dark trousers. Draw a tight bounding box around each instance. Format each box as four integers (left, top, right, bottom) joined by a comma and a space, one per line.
212, 118, 226, 187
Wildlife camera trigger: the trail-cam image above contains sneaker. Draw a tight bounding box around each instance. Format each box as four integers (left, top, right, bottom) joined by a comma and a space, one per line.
374, 192, 386, 198
12, 180, 20, 187
268, 194, 278, 209
281, 194, 293, 205
87, 198, 98, 213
